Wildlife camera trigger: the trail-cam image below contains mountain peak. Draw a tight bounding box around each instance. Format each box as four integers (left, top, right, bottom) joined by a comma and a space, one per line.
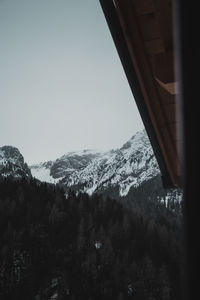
121, 129, 147, 150
0, 145, 31, 178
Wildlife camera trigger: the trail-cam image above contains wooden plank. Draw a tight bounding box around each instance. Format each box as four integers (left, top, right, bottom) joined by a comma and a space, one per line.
153, 51, 174, 83
153, 0, 173, 51
133, 0, 155, 15
145, 38, 165, 54
155, 78, 178, 95
158, 124, 178, 157
163, 102, 177, 123
156, 82, 176, 104
138, 13, 161, 41
165, 122, 178, 137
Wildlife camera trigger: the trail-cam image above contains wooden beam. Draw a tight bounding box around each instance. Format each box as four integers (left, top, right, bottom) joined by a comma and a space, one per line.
155, 78, 178, 95
145, 38, 165, 54
153, 51, 174, 83
153, 0, 173, 51
138, 13, 161, 41
156, 82, 176, 104
133, 0, 155, 15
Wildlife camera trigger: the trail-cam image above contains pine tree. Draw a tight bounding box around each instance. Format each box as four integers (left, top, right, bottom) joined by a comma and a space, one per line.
158, 264, 170, 300
77, 218, 85, 252
118, 292, 124, 300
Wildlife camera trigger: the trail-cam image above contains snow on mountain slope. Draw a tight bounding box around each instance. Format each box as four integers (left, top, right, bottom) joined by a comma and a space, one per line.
30, 130, 160, 196
30, 162, 61, 184
30, 150, 102, 184
60, 130, 160, 196
0, 146, 31, 178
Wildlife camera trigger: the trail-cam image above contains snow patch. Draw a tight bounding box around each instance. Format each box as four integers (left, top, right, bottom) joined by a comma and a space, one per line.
30, 165, 62, 184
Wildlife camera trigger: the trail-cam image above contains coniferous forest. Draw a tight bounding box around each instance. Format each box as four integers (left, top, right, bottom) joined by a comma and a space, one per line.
0, 177, 182, 300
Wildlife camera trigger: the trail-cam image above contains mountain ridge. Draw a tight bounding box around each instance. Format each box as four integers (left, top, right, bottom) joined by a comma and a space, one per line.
30, 129, 160, 196
0, 130, 182, 212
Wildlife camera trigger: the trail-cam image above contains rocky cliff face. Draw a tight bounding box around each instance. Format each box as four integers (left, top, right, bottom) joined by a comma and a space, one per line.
30, 150, 102, 184
30, 130, 160, 196
0, 146, 31, 178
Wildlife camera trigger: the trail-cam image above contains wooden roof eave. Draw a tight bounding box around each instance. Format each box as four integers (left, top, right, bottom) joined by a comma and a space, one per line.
99, 0, 179, 188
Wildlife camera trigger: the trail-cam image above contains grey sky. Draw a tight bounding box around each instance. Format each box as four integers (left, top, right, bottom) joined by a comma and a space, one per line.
0, 0, 144, 164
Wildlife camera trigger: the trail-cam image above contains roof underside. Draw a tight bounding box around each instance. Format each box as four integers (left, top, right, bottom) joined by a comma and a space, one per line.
100, 0, 180, 188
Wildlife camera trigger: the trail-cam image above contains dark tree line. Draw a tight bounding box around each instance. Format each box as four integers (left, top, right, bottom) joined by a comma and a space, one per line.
0, 176, 182, 299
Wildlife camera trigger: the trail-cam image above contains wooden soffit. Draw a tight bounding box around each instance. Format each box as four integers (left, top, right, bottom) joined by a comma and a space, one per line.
100, 0, 180, 188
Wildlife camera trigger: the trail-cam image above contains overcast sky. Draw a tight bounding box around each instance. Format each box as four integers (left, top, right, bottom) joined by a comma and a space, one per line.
0, 0, 144, 164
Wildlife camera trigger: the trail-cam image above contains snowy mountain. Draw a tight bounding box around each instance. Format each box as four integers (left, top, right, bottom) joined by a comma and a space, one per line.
0, 146, 31, 178
30, 150, 102, 184
0, 131, 182, 208
30, 130, 160, 197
